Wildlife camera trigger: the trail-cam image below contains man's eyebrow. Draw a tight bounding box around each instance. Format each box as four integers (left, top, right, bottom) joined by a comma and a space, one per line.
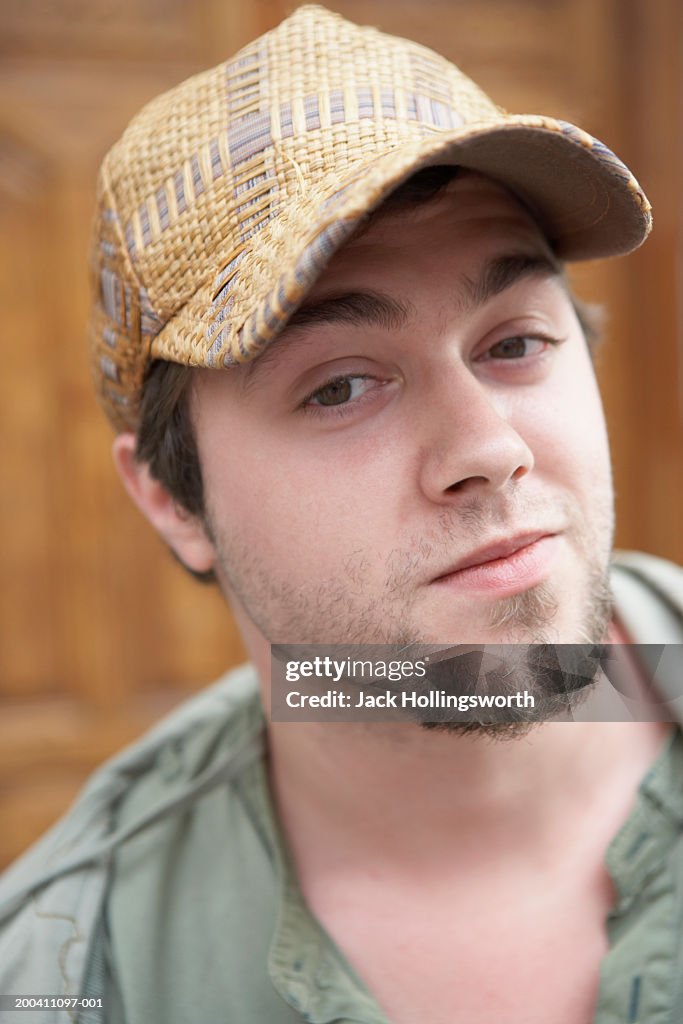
242, 250, 563, 387
461, 251, 563, 309
281, 252, 561, 336
241, 291, 414, 387
285, 290, 415, 333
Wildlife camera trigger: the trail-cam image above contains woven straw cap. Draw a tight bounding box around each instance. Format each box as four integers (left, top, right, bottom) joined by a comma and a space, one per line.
90, 4, 652, 431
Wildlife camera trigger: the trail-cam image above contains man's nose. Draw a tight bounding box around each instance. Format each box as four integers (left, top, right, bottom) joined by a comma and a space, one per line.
417, 370, 534, 501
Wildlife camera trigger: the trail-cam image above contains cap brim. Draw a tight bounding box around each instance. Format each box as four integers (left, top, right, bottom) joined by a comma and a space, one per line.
152, 115, 651, 371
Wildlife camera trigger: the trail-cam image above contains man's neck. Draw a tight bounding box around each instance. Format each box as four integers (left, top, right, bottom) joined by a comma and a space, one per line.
268, 716, 669, 874
265, 620, 670, 875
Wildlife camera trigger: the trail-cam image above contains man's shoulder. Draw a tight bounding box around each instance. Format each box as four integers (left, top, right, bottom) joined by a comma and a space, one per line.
112, 661, 264, 767
611, 549, 683, 642
0, 662, 264, 1003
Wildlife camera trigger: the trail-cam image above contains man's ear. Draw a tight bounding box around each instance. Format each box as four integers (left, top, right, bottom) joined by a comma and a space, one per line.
112, 432, 216, 574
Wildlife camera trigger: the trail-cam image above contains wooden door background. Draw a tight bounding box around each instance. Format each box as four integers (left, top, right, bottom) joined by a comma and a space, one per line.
1, 0, 681, 868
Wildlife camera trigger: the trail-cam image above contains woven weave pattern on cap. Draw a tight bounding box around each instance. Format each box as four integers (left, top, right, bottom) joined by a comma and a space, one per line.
89, 3, 651, 432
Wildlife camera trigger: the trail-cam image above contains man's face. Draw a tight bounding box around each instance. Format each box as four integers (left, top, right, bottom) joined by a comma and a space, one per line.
192, 173, 614, 651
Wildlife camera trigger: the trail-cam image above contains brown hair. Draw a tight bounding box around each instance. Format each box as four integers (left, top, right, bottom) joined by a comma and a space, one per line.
135, 361, 215, 583
134, 166, 603, 584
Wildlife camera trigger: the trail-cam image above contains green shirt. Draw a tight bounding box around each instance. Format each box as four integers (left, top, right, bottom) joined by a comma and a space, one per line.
99, 667, 683, 1023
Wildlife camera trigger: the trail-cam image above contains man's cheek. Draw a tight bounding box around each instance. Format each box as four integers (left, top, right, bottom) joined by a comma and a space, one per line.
527, 392, 610, 476
221, 484, 352, 573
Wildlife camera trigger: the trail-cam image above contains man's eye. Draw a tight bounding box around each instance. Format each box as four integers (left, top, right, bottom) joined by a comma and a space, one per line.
486, 336, 548, 360
305, 375, 372, 407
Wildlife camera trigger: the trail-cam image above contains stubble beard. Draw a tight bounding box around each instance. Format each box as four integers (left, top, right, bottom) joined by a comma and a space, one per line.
418, 566, 613, 739
207, 492, 615, 740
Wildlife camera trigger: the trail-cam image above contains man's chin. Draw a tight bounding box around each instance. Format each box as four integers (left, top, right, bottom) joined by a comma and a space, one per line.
423, 570, 613, 647
403, 566, 614, 742
420, 719, 541, 740
412, 641, 609, 739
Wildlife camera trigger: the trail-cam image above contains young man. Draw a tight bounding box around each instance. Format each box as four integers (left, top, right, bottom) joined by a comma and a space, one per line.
2, 6, 683, 1022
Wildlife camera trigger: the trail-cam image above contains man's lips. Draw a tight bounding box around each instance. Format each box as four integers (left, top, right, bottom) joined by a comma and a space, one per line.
431, 532, 560, 595
434, 532, 552, 577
